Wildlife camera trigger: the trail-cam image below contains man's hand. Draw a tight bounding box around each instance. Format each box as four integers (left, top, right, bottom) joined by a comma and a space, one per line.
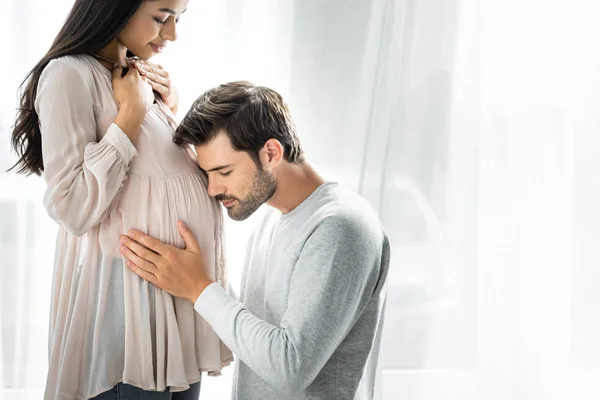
120, 221, 214, 303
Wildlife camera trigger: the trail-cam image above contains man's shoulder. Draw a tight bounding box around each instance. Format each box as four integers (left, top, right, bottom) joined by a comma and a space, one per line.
318, 184, 379, 221
313, 184, 384, 239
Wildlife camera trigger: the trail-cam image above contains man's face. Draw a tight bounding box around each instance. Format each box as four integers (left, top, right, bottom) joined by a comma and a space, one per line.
195, 132, 276, 221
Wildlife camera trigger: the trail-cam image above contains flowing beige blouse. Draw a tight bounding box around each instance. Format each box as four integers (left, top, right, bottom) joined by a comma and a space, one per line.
35, 54, 232, 400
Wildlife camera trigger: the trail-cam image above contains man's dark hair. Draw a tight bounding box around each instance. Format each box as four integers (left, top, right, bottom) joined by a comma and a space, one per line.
174, 81, 305, 165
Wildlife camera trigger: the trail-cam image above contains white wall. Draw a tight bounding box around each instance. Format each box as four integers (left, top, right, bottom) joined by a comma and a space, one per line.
2, 0, 600, 399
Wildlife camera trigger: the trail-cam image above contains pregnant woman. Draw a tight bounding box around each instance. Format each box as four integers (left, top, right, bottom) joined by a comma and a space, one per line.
9, 0, 232, 398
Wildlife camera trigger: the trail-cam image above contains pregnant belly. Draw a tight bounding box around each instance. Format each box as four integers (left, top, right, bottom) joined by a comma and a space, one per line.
99, 171, 219, 258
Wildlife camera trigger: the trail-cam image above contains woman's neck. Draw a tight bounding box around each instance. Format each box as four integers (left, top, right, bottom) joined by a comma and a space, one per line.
95, 40, 128, 69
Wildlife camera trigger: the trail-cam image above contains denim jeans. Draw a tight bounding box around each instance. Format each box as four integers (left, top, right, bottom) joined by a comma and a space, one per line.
90, 381, 201, 400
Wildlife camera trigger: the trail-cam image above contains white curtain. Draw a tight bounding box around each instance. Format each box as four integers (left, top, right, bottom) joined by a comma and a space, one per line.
1, 0, 599, 399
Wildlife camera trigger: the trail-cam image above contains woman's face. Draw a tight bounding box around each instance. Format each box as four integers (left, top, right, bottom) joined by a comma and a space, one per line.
118, 0, 189, 60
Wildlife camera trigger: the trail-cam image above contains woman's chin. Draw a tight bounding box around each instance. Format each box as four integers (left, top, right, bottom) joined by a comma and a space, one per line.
128, 49, 153, 61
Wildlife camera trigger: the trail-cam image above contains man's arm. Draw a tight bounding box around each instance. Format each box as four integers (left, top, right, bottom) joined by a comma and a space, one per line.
194, 215, 384, 391
120, 216, 385, 391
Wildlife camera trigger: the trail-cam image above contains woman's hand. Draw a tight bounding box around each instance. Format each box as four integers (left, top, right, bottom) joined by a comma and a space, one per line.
132, 60, 179, 114
112, 66, 154, 143
112, 65, 154, 113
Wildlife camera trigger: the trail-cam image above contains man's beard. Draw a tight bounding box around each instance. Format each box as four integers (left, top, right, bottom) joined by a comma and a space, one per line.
217, 168, 277, 221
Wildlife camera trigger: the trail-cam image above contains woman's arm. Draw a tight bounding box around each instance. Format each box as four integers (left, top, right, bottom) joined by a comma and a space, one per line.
37, 58, 141, 236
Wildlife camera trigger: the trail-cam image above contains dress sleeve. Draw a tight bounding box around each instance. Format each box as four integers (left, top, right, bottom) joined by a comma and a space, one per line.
37, 58, 138, 236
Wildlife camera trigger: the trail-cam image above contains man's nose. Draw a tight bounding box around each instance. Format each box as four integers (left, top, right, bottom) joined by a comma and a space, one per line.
207, 179, 223, 197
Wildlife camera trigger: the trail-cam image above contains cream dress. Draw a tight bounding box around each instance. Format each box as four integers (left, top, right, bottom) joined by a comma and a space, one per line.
35, 54, 232, 400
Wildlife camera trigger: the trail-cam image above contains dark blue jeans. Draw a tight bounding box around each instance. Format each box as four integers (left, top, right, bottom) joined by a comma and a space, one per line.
90, 381, 201, 400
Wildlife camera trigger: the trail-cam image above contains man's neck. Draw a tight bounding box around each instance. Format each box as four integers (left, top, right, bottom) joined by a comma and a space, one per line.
266, 162, 326, 215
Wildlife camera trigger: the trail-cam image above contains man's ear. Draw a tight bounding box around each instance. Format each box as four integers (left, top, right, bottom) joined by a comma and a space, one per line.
261, 139, 284, 167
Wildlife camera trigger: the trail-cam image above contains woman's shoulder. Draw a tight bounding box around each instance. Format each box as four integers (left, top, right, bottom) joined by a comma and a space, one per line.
42, 54, 96, 84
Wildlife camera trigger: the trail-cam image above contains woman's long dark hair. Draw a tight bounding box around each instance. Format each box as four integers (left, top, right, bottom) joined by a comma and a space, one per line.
9, 0, 145, 176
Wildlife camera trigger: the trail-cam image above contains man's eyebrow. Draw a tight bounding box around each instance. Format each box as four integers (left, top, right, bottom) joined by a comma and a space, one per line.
159, 8, 187, 15
201, 165, 233, 173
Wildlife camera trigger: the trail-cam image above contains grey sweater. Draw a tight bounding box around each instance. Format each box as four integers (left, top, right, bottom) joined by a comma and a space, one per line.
195, 182, 390, 399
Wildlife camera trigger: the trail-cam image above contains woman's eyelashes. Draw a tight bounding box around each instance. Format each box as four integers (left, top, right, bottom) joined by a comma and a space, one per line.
153, 16, 181, 25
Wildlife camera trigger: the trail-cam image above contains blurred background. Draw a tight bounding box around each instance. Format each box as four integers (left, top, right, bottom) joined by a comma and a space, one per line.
1, 0, 599, 399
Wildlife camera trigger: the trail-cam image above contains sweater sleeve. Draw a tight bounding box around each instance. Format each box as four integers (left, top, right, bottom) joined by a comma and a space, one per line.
194, 214, 384, 392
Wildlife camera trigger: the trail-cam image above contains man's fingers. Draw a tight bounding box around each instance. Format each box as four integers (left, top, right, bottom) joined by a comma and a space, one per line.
178, 220, 201, 253
126, 230, 170, 255
126, 260, 160, 286
119, 242, 159, 274
120, 235, 160, 263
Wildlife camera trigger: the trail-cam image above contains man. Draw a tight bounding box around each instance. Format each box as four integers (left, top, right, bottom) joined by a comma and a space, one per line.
119, 81, 390, 399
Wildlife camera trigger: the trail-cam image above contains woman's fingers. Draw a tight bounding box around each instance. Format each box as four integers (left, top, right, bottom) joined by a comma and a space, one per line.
142, 69, 170, 87
129, 60, 177, 108
149, 80, 169, 96
135, 61, 169, 79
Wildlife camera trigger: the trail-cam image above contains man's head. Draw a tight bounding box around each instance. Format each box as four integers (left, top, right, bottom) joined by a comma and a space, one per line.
174, 81, 305, 221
